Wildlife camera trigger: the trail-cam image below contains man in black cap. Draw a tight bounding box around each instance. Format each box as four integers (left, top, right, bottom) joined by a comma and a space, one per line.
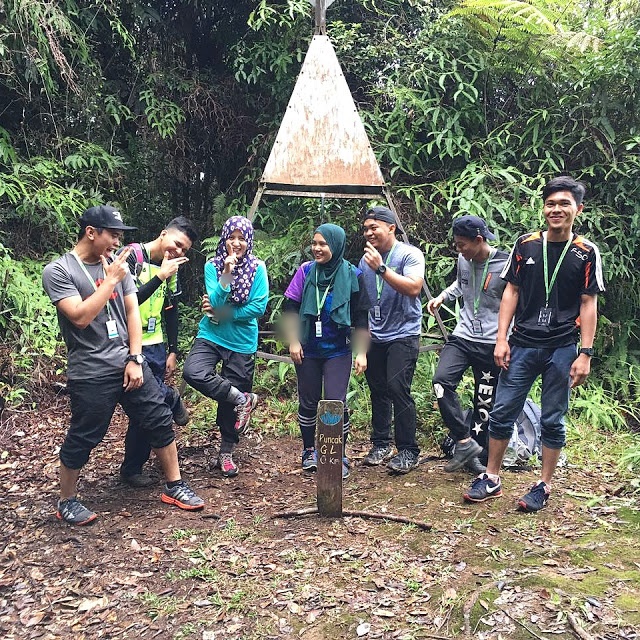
42, 205, 204, 525
427, 215, 509, 473
359, 206, 425, 474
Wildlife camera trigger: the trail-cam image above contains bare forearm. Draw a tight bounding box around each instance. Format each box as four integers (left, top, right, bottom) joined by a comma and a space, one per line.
59, 285, 118, 329
125, 294, 143, 353
497, 283, 518, 341
380, 270, 423, 297
579, 294, 598, 347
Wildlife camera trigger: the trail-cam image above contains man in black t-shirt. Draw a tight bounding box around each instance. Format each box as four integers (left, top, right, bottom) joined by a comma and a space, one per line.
463, 177, 605, 512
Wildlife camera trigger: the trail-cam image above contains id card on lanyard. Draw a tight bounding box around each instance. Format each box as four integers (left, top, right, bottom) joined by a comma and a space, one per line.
314, 269, 334, 339
71, 251, 119, 339
539, 233, 572, 327
470, 248, 495, 336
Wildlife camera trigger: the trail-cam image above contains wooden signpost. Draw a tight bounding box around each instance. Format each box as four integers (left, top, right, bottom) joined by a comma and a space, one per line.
316, 399, 344, 516
272, 396, 432, 530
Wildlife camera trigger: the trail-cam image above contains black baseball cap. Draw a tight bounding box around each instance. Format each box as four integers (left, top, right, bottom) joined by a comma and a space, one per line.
452, 215, 495, 240
364, 206, 396, 225
79, 205, 137, 231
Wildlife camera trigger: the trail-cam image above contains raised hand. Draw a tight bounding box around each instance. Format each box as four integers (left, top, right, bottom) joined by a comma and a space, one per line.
363, 241, 382, 271
159, 251, 189, 281
427, 295, 444, 315
223, 239, 239, 275
101, 247, 132, 285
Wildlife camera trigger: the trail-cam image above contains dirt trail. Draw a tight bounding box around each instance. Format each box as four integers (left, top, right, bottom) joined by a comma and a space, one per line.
0, 395, 638, 639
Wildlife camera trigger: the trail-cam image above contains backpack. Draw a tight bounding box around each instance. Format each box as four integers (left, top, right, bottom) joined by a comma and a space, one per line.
440, 398, 543, 468
503, 398, 542, 468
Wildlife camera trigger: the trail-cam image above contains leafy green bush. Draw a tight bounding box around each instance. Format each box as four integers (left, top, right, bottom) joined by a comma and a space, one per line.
0, 247, 63, 407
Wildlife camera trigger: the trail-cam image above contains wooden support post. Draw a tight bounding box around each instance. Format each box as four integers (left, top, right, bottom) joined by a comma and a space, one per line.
316, 399, 343, 517
247, 183, 266, 222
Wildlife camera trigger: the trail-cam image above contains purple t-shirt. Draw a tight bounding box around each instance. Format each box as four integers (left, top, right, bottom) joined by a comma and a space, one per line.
285, 262, 359, 359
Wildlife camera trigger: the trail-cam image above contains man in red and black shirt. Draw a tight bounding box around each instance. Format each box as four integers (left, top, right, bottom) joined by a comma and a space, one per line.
463, 176, 605, 511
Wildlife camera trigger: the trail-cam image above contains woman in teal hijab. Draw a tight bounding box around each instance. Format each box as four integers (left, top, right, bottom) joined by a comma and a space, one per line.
283, 223, 371, 479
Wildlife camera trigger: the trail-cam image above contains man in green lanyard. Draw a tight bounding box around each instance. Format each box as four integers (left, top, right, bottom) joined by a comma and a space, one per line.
42, 205, 204, 525
119, 216, 198, 487
359, 206, 425, 474
463, 177, 605, 511
427, 216, 509, 474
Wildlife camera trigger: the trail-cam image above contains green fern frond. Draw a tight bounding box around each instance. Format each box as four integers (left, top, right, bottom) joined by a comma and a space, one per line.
449, 0, 558, 35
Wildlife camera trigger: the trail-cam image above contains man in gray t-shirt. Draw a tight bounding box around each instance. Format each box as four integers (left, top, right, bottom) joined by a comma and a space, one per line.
358, 206, 425, 474
427, 216, 508, 474
42, 205, 204, 525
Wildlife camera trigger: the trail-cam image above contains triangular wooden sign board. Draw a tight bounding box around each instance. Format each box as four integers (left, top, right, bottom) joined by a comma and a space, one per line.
254, 34, 385, 201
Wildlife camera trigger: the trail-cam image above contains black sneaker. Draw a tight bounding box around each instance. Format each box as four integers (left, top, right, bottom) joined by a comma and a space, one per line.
161, 480, 205, 511
172, 396, 190, 426
463, 473, 503, 502
301, 449, 317, 472
517, 481, 550, 512
444, 439, 483, 472
234, 393, 258, 434
464, 456, 487, 475
386, 449, 419, 474
363, 444, 394, 466
56, 497, 97, 525
120, 472, 154, 488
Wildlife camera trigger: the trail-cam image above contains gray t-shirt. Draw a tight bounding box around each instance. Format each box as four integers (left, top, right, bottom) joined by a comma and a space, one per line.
358, 241, 425, 343
42, 252, 136, 379
441, 248, 509, 344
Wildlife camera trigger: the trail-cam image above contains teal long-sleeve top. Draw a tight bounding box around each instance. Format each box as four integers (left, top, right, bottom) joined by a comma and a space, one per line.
196, 259, 269, 354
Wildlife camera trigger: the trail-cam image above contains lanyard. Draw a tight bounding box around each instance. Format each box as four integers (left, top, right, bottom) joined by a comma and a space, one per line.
314, 269, 334, 318
71, 251, 113, 319
542, 232, 573, 307
471, 248, 495, 317
376, 242, 398, 300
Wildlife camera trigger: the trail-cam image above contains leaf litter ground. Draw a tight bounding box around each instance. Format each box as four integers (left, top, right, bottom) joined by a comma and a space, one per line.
1, 392, 639, 640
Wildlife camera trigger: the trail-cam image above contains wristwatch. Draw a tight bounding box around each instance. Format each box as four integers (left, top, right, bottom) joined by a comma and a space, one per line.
125, 353, 145, 365
375, 264, 387, 275
579, 347, 594, 357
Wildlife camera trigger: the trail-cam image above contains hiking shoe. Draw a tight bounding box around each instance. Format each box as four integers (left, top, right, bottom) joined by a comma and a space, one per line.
302, 448, 317, 472
517, 481, 550, 512
234, 393, 258, 434
218, 452, 239, 478
120, 472, 154, 488
444, 439, 483, 472
56, 497, 97, 526
161, 480, 204, 511
464, 456, 487, 475
463, 473, 503, 503
342, 457, 350, 479
363, 444, 394, 466
387, 449, 419, 474
172, 396, 190, 426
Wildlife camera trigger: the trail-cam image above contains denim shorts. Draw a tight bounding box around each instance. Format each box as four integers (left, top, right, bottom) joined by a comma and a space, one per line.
488, 344, 577, 449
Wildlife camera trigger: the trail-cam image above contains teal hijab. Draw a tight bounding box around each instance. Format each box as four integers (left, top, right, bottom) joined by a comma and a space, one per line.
298, 223, 359, 343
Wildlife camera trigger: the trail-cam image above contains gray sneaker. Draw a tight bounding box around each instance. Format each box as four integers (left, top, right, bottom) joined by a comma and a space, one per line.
56, 497, 97, 525
342, 457, 350, 479
387, 449, 419, 474
161, 480, 205, 511
234, 393, 258, 434
172, 395, 190, 426
363, 444, 394, 466
444, 439, 483, 472
464, 456, 487, 475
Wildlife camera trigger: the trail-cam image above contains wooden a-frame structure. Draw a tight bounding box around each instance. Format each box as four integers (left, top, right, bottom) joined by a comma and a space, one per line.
247, 1, 448, 349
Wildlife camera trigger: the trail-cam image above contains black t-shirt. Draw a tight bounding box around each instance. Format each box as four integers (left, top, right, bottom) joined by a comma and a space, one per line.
502, 231, 605, 348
